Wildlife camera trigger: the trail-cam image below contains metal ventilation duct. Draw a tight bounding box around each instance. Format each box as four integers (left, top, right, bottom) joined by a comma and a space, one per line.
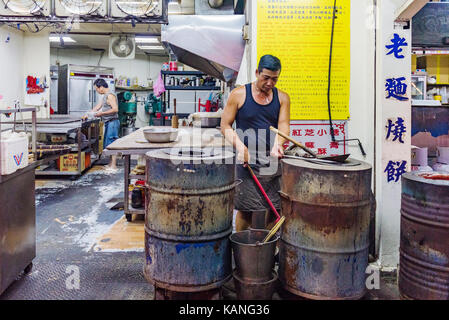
161, 15, 245, 82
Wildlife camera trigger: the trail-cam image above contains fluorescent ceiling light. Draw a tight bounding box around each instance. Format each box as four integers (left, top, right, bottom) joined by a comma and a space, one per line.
49, 36, 76, 43
138, 45, 165, 50
135, 37, 159, 44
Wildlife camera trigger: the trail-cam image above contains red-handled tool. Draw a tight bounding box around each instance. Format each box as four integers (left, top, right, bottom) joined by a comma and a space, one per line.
246, 163, 281, 223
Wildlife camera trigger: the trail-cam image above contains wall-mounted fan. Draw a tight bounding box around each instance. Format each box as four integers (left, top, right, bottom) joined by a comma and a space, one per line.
0, 0, 49, 16
110, 0, 162, 18
55, 0, 106, 17
109, 36, 136, 59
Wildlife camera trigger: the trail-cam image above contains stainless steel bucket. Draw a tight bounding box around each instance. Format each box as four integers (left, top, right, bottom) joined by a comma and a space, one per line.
230, 229, 279, 282
233, 270, 278, 300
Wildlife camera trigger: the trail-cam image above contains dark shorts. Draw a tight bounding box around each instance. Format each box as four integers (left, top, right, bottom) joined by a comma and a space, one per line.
234, 160, 282, 212
104, 119, 120, 148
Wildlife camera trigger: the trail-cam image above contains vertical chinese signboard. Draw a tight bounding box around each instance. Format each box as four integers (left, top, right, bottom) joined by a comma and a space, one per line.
377, 0, 412, 268
257, 0, 351, 120
383, 32, 411, 184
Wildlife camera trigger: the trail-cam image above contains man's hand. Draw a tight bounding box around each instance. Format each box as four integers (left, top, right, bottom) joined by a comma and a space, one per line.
94, 111, 103, 118
237, 145, 250, 164
270, 143, 285, 159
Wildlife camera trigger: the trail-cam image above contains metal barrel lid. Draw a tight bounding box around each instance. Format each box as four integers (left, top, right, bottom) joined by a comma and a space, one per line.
281, 157, 372, 172
402, 171, 449, 187
146, 147, 234, 162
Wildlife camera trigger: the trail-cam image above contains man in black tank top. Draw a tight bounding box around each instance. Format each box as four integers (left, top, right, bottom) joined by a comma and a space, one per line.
221, 55, 291, 232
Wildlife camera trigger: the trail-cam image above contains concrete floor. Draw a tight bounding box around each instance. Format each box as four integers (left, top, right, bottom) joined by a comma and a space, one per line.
0, 163, 400, 300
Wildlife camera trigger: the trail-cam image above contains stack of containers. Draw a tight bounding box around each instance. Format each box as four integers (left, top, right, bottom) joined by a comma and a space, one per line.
229, 229, 279, 300
0, 130, 28, 175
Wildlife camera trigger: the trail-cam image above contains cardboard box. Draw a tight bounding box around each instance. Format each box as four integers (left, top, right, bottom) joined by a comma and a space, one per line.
57, 152, 90, 172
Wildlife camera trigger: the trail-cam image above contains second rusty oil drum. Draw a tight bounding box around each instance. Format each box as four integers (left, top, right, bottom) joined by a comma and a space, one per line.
399, 172, 449, 300
278, 158, 372, 300
144, 147, 236, 292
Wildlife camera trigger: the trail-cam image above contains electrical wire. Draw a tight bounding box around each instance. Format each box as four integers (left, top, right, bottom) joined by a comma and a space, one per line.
326, 0, 366, 156
327, 0, 337, 142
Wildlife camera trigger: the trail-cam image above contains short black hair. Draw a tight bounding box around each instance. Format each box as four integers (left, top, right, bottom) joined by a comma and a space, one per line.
257, 55, 281, 73
94, 78, 108, 88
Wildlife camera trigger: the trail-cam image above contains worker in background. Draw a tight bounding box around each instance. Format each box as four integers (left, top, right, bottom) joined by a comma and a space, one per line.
91, 78, 120, 171
221, 54, 291, 231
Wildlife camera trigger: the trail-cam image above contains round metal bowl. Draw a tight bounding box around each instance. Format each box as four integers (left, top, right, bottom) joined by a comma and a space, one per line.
143, 128, 178, 143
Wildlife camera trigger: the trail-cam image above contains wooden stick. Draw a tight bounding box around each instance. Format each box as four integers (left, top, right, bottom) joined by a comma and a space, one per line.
263, 216, 285, 243
269, 126, 317, 157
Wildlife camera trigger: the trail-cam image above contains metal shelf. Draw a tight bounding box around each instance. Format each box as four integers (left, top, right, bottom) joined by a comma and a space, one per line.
161, 71, 205, 76
116, 86, 153, 92
165, 86, 221, 91
0, 108, 36, 114
35, 169, 84, 176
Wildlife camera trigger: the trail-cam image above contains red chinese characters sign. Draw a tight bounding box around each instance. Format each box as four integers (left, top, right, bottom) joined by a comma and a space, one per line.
288, 120, 348, 156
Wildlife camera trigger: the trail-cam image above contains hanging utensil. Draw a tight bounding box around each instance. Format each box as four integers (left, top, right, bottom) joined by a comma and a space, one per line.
263, 216, 285, 243
269, 126, 350, 163
246, 163, 281, 223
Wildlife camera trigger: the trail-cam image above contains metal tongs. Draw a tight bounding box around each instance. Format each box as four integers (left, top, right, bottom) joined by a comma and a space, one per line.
269, 126, 350, 163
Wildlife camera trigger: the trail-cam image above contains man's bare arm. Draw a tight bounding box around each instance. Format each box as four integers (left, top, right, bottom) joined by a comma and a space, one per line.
270, 91, 290, 158
220, 88, 248, 162
102, 95, 119, 115
92, 100, 102, 112
97, 95, 119, 116
276, 91, 291, 145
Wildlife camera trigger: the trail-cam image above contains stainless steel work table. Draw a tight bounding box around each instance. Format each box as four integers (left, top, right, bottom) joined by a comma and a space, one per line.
103, 126, 232, 221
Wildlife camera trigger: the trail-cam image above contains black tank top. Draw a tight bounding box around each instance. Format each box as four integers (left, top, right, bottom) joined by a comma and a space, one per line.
235, 83, 281, 165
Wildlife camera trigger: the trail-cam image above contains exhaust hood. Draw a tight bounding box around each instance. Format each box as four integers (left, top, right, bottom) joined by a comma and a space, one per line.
161, 15, 246, 82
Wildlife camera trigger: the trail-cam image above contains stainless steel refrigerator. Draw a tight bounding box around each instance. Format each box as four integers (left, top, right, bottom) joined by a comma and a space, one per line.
58, 64, 115, 117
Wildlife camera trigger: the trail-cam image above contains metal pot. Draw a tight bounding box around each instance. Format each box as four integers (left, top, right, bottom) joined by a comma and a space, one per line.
122, 127, 136, 137
193, 117, 221, 128
143, 128, 178, 143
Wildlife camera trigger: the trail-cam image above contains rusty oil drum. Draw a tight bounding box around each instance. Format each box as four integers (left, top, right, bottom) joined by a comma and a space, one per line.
399, 172, 449, 300
144, 148, 236, 292
278, 158, 372, 300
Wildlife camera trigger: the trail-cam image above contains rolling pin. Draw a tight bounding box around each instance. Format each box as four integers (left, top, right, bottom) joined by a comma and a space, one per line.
172, 98, 179, 128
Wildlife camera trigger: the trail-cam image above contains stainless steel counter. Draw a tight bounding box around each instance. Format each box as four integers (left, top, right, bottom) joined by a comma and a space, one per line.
0, 165, 36, 295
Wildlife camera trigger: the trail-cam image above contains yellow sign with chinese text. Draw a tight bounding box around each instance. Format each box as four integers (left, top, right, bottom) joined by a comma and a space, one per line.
257, 0, 351, 120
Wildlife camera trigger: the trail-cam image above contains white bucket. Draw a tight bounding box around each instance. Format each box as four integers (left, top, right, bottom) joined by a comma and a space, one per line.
0, 130, 29, 175
411, 147, 428, 166
436, 147, 449, 165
